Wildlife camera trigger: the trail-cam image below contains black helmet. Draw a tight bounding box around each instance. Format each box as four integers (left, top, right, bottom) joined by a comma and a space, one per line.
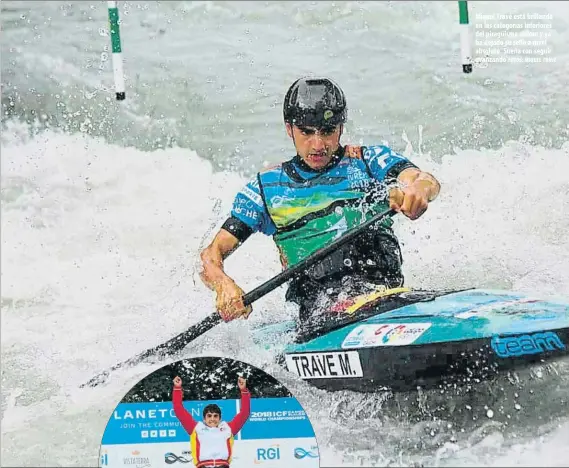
283, 77, 347, 128
203, 404, 221, 418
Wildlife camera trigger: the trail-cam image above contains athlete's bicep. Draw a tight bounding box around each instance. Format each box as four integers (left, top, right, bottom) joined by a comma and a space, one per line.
363, 145, 419, 183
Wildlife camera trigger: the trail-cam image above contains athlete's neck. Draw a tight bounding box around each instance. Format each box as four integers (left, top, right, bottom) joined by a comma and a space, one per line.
293, 146, 345, 173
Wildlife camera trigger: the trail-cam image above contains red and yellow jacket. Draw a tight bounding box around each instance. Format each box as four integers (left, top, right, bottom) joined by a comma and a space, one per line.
172, 387, 251, 467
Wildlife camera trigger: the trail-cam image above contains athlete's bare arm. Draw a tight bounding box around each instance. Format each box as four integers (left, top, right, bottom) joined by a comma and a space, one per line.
228, 377, 251, 435
199, 229, 252, 321
200, 229, 241, 291
172, 376, 198, 434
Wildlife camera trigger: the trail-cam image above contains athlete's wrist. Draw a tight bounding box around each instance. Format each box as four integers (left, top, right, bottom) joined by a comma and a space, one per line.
213, 275, 236, 293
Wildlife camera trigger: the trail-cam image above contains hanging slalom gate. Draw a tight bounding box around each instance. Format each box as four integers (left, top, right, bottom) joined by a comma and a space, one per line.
107, 1, 126, 100
458, 1, 473, 73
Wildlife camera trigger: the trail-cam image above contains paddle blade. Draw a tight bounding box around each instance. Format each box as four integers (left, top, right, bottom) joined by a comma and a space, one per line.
80, 313, 222, 388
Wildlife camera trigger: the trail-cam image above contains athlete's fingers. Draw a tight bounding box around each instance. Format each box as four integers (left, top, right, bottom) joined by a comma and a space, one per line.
389, 198, 401, 212
403, 194, 420, 219
242, 304, 253, 319
227, 302, 241, 321
218, 309, 231, 322
412, 200, 428, 219
388, 187, 404, 212
217, 298, 236, 322
400, 191, 417, 219
215, 298, 228, 321
411, 193, 428, 219
400, 189, 428, 220
228, 295, 250, 319
220, 298, 245, 322
236, 296, 252, 319
215, 284, 250, 322
218, 289, 238, 321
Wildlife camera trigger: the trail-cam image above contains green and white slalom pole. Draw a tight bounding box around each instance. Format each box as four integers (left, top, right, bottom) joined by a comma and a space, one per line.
458, 1, 472, 73
107, 1, 125, 100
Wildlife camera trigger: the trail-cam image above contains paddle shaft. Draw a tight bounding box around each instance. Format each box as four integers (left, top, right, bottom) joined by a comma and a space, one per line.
243, 207, 396, 305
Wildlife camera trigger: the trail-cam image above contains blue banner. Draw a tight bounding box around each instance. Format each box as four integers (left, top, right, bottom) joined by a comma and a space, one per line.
102, 397, 314, 445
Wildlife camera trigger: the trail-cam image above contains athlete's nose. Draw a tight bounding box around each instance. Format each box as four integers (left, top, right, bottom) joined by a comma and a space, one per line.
310, 134, 326, 153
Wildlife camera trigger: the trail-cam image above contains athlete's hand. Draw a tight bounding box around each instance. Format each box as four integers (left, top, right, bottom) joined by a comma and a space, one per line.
173, 376, 182, 388
238, 376, 247, 391
215, 278, 252, 322
389, 181, 429, 220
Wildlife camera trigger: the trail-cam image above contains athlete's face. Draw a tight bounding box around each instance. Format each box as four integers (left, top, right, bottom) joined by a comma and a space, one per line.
204, 412, 221, 428
286, 123, 342, 170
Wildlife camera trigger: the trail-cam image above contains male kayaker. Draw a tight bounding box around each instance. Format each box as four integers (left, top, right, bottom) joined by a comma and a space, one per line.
199, 77, 440, 323
172, 375, 251, 468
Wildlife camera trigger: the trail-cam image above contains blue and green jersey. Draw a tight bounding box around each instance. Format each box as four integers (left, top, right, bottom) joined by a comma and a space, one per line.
227, 145, 417, 268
